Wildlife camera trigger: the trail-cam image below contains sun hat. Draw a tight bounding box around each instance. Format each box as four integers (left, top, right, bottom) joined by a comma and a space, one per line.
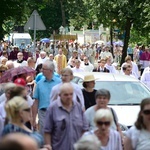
73, 50, 78, 53
83, 74, 97, 82
14, 78, 26, 86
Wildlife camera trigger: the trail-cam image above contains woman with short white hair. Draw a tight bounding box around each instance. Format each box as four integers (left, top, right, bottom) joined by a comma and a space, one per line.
74, 134, 101, 150
84, 109, 123, 150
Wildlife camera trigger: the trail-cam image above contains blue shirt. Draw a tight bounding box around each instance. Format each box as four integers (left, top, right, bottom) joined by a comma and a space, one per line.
35, 72, 60, 83
33, 75, 61, 109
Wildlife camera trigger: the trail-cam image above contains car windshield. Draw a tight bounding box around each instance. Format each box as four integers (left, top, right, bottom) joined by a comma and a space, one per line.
75, 78, 150, 105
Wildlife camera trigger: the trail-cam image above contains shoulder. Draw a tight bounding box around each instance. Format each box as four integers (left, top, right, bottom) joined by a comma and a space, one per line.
125, 126, 140, 137
110, 129, 120, 136
85, 106, 95, 114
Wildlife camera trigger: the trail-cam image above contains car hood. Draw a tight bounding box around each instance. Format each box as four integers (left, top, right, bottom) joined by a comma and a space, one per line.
109, 105, 140, 127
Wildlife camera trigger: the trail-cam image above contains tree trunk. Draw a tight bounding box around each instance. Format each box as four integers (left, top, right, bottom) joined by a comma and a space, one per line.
110, 25, 114, 57
120, 18, 132, 66
60, 0, 66, 27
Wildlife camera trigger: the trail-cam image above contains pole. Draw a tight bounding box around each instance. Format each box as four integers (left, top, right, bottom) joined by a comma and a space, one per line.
33, 13, 36, 53
110, 25, 114, 57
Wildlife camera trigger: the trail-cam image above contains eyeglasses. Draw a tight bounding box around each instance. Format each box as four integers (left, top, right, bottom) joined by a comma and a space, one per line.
0, 70, 5, 73
143, 109, 150, 115
23, 108, 31, 112
97, 121, 110, 126
61, 75, 70, 77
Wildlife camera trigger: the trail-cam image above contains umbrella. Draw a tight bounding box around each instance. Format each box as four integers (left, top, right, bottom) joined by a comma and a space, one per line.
0, 66, 36, 83
95, 40, 105, 45
40, 38, 50, 43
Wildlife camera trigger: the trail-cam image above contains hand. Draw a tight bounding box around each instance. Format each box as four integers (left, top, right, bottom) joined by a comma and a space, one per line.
43, 144, 52, 150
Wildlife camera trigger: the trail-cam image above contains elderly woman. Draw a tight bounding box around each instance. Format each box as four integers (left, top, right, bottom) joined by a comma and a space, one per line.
124, 98, 150, 150
84, 89, 119, 131
84, 109, 122, 150
82, 74, 97, 110
74, 134, 101, 150
1, 96, 45, 149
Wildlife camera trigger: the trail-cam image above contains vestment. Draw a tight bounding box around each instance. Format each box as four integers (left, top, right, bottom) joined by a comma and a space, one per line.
2, 123, 44, 148
35, 56, 49, 69
105, 64, 117, 73
140, 51, 150, 70
54, 54, 67, 74
13, 60, 27, 68
84, 129, 122, 150
81, 62, 94, 72
71, 67, 84, 73
84, 106, 118, 130
125, 125, 150, 150
50, 82, 85, 109
44, 99, 89, 150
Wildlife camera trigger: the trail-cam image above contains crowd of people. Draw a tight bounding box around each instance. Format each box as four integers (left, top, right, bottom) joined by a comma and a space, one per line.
0, 40, 150, 150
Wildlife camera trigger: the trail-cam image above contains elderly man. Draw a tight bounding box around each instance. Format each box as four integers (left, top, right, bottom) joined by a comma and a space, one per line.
50, 68, 85, 109
44, 83, 89, 150
35, 51, 48, 69
32, 60, 61, 135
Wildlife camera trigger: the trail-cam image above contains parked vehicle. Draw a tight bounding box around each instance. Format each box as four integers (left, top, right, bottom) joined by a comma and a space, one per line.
9, 33, 32, 47
73, 72, 150, 128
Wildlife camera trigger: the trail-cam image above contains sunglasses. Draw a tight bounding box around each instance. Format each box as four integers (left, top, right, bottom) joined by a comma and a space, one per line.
97, 121, 110, 126
143, 110, 150, 115
23, 108, 31, 112
0, 70, 5, 73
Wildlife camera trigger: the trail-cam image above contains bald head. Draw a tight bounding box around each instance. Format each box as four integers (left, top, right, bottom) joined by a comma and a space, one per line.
59, 83, 74, 105
0, 133, 38, 150
60, 83, 74, 93
6, 60, 14, 69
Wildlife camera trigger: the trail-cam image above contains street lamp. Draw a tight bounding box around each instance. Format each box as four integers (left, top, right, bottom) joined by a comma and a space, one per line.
83, 25, 88, 44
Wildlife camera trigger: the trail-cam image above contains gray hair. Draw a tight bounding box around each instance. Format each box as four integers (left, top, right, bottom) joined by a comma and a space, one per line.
43, 60, 55, 72
94, 109, 113, 126
74, 134, 101, 150
95, 89, 110, 100
4, 83, 16, 93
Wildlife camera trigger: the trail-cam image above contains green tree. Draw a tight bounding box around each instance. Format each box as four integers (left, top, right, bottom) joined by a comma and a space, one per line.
83, 0, 150, 65
0, 0, 30, 40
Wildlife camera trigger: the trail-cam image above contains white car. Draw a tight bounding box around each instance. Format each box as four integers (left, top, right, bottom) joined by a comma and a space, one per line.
73, 72, 150, 128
